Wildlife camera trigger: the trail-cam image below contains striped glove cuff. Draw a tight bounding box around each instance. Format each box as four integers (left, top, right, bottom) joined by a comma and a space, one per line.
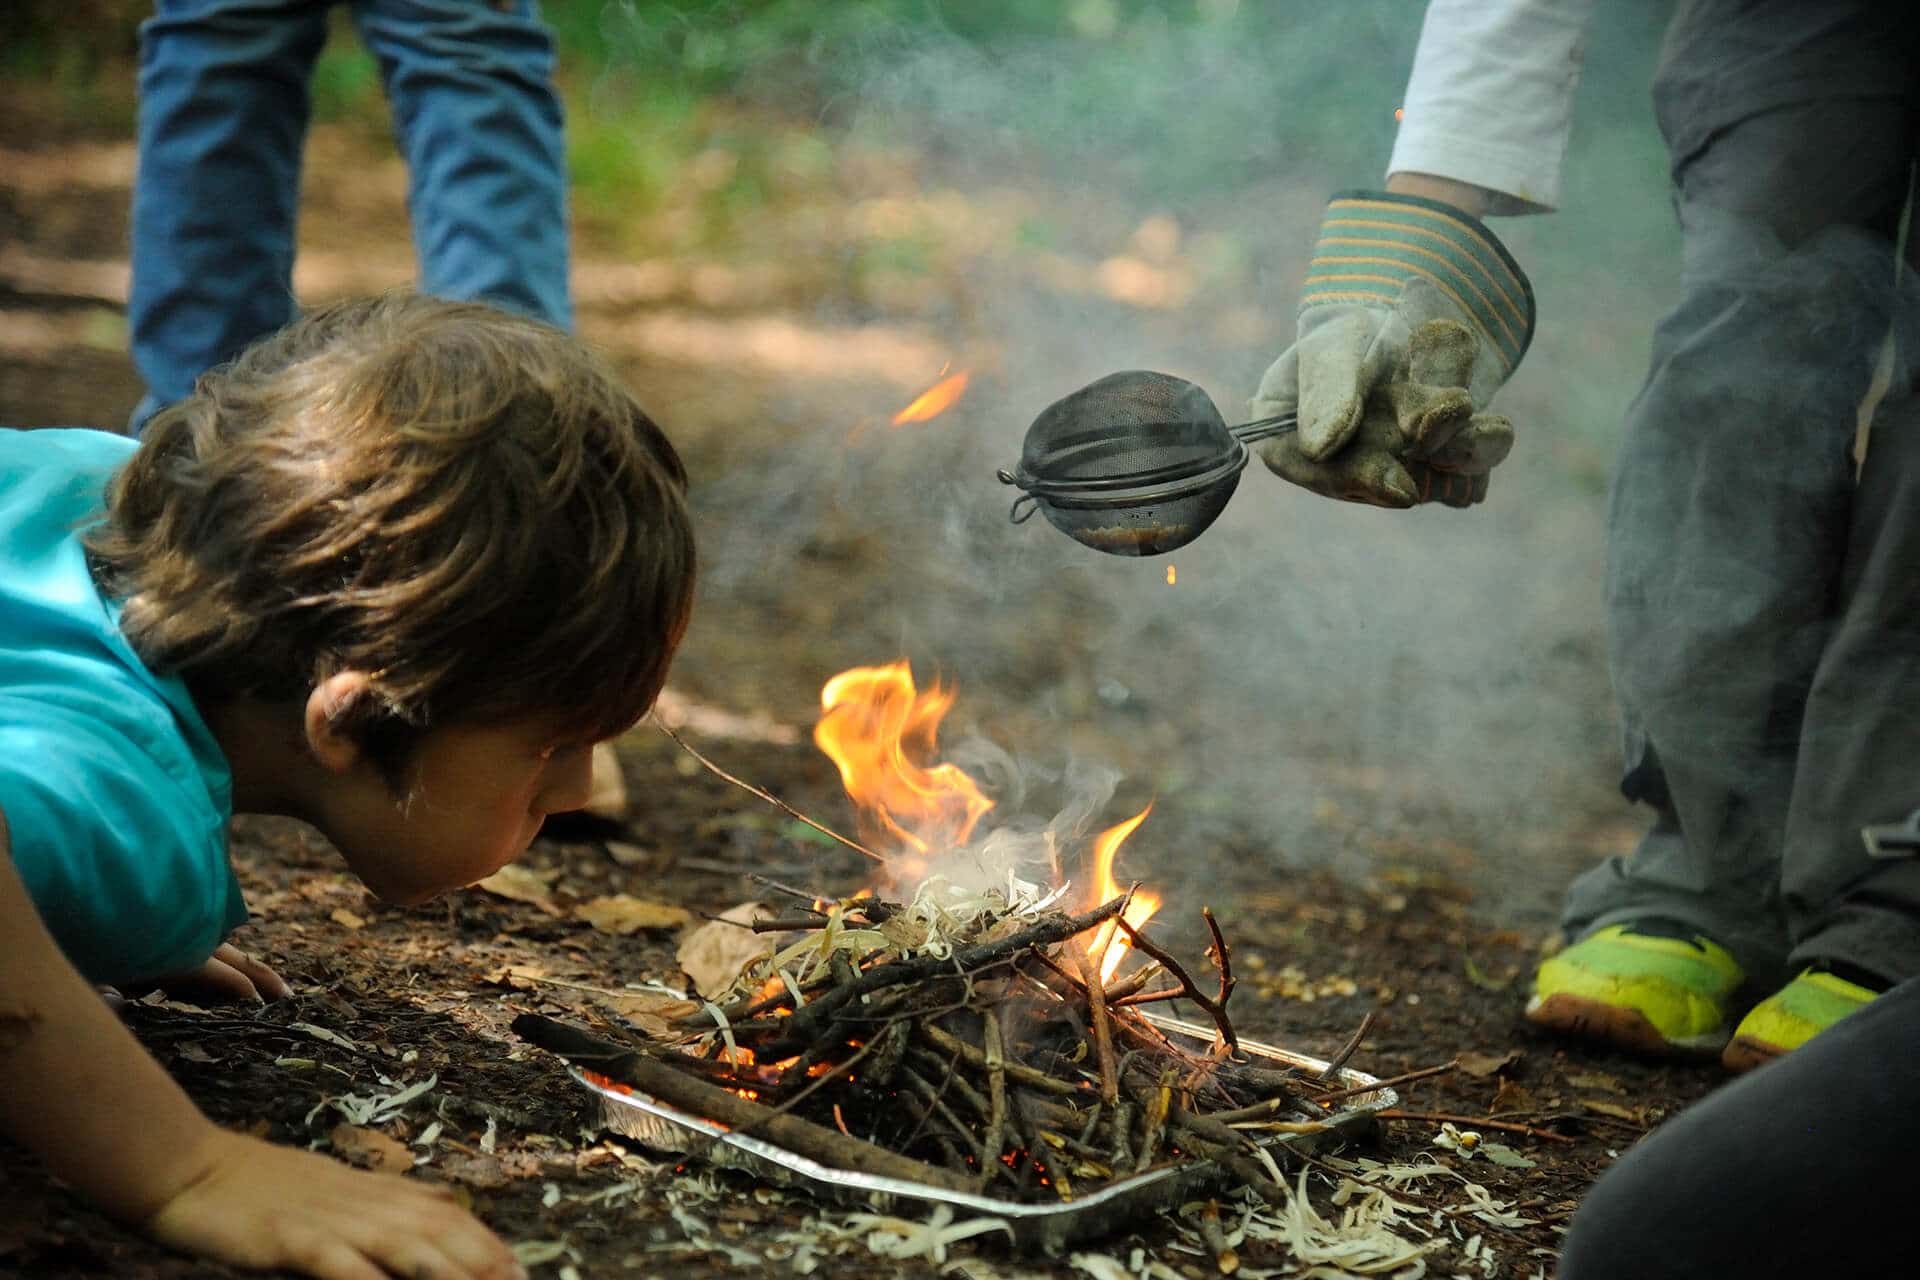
1300, 190, 1535, 378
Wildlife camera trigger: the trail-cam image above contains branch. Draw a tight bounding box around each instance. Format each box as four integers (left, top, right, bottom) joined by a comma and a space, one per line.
652, 713, 881, 862
1116, 917, 1238, 1054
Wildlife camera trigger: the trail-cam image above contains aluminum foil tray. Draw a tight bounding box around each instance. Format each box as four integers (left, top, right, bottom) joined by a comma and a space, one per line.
571, 1010, 1397, 1254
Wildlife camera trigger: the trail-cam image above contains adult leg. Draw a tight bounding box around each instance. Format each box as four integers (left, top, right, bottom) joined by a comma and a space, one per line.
1781, 366, 1920, 981
1564, 98, 1911, 992
1557, 976, 1920, 1280
350, 0, 570, 329
129, 0, 332, 429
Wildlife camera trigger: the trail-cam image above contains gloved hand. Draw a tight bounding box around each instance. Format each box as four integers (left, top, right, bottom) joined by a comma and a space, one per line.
1252, 190, 1534, 508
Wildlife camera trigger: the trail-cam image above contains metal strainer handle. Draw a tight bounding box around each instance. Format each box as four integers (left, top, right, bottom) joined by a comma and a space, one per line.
1228, 412, 1298, 444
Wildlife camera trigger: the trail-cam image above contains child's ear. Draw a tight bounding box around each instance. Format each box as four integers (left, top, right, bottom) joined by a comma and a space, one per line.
304, 671, 378, 774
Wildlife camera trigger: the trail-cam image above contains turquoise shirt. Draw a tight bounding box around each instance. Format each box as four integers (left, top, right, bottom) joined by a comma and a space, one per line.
0, 428, 246, 984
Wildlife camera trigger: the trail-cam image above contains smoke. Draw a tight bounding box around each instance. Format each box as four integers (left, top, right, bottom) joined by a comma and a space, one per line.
657, 1, 1684, 924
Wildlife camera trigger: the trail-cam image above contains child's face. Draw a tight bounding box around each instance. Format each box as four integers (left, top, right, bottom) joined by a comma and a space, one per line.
333, 720, 598, 905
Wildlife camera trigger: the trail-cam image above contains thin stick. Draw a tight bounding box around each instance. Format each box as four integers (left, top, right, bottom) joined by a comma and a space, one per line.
978, 1009, 1008, 1190
653, 714, 881, 862
1312, 1059, 1457, 1106
1116, 918, 1238, 1054
1134, 1068, 1174, 1173
1375, 1109, 1576, 1144
1317, 1009, 1378, 1082
513, 1015, 971, 1191
919, 1021, 1080, 1097
1070, 943, 1120, 1106
1202, 906, 1236, 1008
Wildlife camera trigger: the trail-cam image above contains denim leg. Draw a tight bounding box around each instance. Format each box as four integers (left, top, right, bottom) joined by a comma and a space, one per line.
129, 0, 332, 430
350, 0, 570, 330
1563, 98, 1910, 989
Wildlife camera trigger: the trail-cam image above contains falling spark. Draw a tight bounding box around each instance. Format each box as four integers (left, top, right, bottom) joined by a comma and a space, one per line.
1165, 564, 1176, 585
891, 370, 970, 425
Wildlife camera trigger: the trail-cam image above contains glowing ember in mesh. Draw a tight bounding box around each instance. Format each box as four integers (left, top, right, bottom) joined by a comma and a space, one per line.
516, 659, 1398, 1217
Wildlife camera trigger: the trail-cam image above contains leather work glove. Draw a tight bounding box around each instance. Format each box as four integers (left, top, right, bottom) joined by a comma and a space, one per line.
1251, 190, 1534, 508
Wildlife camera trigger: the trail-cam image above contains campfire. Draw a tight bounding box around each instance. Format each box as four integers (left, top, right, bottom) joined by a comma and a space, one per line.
517, 661, 1405, 1248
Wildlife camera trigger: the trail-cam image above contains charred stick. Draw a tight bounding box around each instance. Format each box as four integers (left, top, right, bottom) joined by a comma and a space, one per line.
1317, 1009, 1378, 1082
511, 1015, 973, 1192
1116, 918, 1238, 1054
1162, 1106, 1290, 1207
1101, 959, 1164, 1004
1069, 943, 1120, 1106
1202, 1096, 1327, 1127
896, 1062, 981, 1165
919, 1021, 1082, 1097
747, 913, 830, 933
1312, 1058, 1457, 1106
1202, 906, 1236, 1010
904, 1044, 992, 1118
1134, 1068, 1176, 1173
1105, 1097, 1134, 1169
755, 894, 1130, 1061
978, 1009, 1008, 1189
1076, 1102, 1104, 1149
1109, 986, 1189, 1009
1197, 1199, 1239, 1276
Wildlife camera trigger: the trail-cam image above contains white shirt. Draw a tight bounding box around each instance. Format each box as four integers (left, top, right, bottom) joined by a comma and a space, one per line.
1387, 0, 1601, 215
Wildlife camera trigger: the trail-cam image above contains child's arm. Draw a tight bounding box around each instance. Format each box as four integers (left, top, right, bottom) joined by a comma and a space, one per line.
0, 810, 524, 1280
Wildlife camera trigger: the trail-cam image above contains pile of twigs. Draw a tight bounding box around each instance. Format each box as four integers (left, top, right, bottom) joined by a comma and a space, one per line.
517, 884, 1419, 1204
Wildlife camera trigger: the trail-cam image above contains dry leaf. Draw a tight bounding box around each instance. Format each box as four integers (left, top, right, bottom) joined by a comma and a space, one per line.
329, 1123, 412, 1173
1456, 1048, 1523, 1078
603, 840, 652, 868
1581, 1098, 1649, 1125
574, 894, 690, 935
1489, 1077, 1535, 1115
610, 990, 703, 1037
474, 864, 556, 906
331, 907, 366, 930
1565, 1070, 1623, 1092
436, 1151, 513, 1189
678, 901, 775, 998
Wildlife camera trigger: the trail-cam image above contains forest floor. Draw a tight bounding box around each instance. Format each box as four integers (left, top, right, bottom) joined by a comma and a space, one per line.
0, 71, 1723, 1280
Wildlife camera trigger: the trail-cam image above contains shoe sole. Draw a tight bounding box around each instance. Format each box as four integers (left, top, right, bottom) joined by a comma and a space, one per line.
1525, 991, 1727, 1057
1721, 1035, 1783, 1075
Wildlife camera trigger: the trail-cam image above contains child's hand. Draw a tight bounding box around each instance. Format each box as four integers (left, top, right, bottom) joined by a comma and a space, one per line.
130, 943, 295, 1004
146, 1127, 525, 1280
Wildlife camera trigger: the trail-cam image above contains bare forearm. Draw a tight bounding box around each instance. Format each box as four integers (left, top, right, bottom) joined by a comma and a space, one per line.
1384, 170, 1497, 219
0, 814, 218, 1223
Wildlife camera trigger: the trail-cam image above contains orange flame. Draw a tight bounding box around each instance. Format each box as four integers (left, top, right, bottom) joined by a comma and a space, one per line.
891, 371, 970, 425
1084, 804, 1161, 983
814, 661, 994, 865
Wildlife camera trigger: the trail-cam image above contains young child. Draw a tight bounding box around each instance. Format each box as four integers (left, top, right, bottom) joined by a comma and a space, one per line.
0, 292, 696, 1280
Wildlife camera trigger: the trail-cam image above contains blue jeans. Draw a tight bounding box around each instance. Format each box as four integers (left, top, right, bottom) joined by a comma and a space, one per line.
129, 0, 570, 429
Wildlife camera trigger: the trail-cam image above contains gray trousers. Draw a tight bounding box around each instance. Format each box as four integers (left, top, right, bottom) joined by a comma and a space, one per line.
1562, 0, 1920, 990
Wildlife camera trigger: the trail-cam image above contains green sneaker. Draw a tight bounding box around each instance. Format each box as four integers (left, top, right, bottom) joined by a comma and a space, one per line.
1525, 922, 1746, 1056
1722, 966, 1880, 1074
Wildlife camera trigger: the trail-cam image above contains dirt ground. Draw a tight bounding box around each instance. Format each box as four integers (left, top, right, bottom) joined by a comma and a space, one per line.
0, 73, 1727, 1279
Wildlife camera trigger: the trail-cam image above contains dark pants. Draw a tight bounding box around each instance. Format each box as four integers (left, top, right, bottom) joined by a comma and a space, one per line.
1561, 0, 1920, 991
1557, 975, 1920, 1278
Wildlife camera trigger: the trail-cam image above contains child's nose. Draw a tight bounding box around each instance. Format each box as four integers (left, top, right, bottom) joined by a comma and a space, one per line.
539, 746, 596, 814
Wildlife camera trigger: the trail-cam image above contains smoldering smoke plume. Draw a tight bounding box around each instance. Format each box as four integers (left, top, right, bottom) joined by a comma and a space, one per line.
664, 1, 1684, 924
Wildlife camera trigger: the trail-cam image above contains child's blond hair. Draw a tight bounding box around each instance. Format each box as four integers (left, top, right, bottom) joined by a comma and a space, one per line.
87, 292, 696, 777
